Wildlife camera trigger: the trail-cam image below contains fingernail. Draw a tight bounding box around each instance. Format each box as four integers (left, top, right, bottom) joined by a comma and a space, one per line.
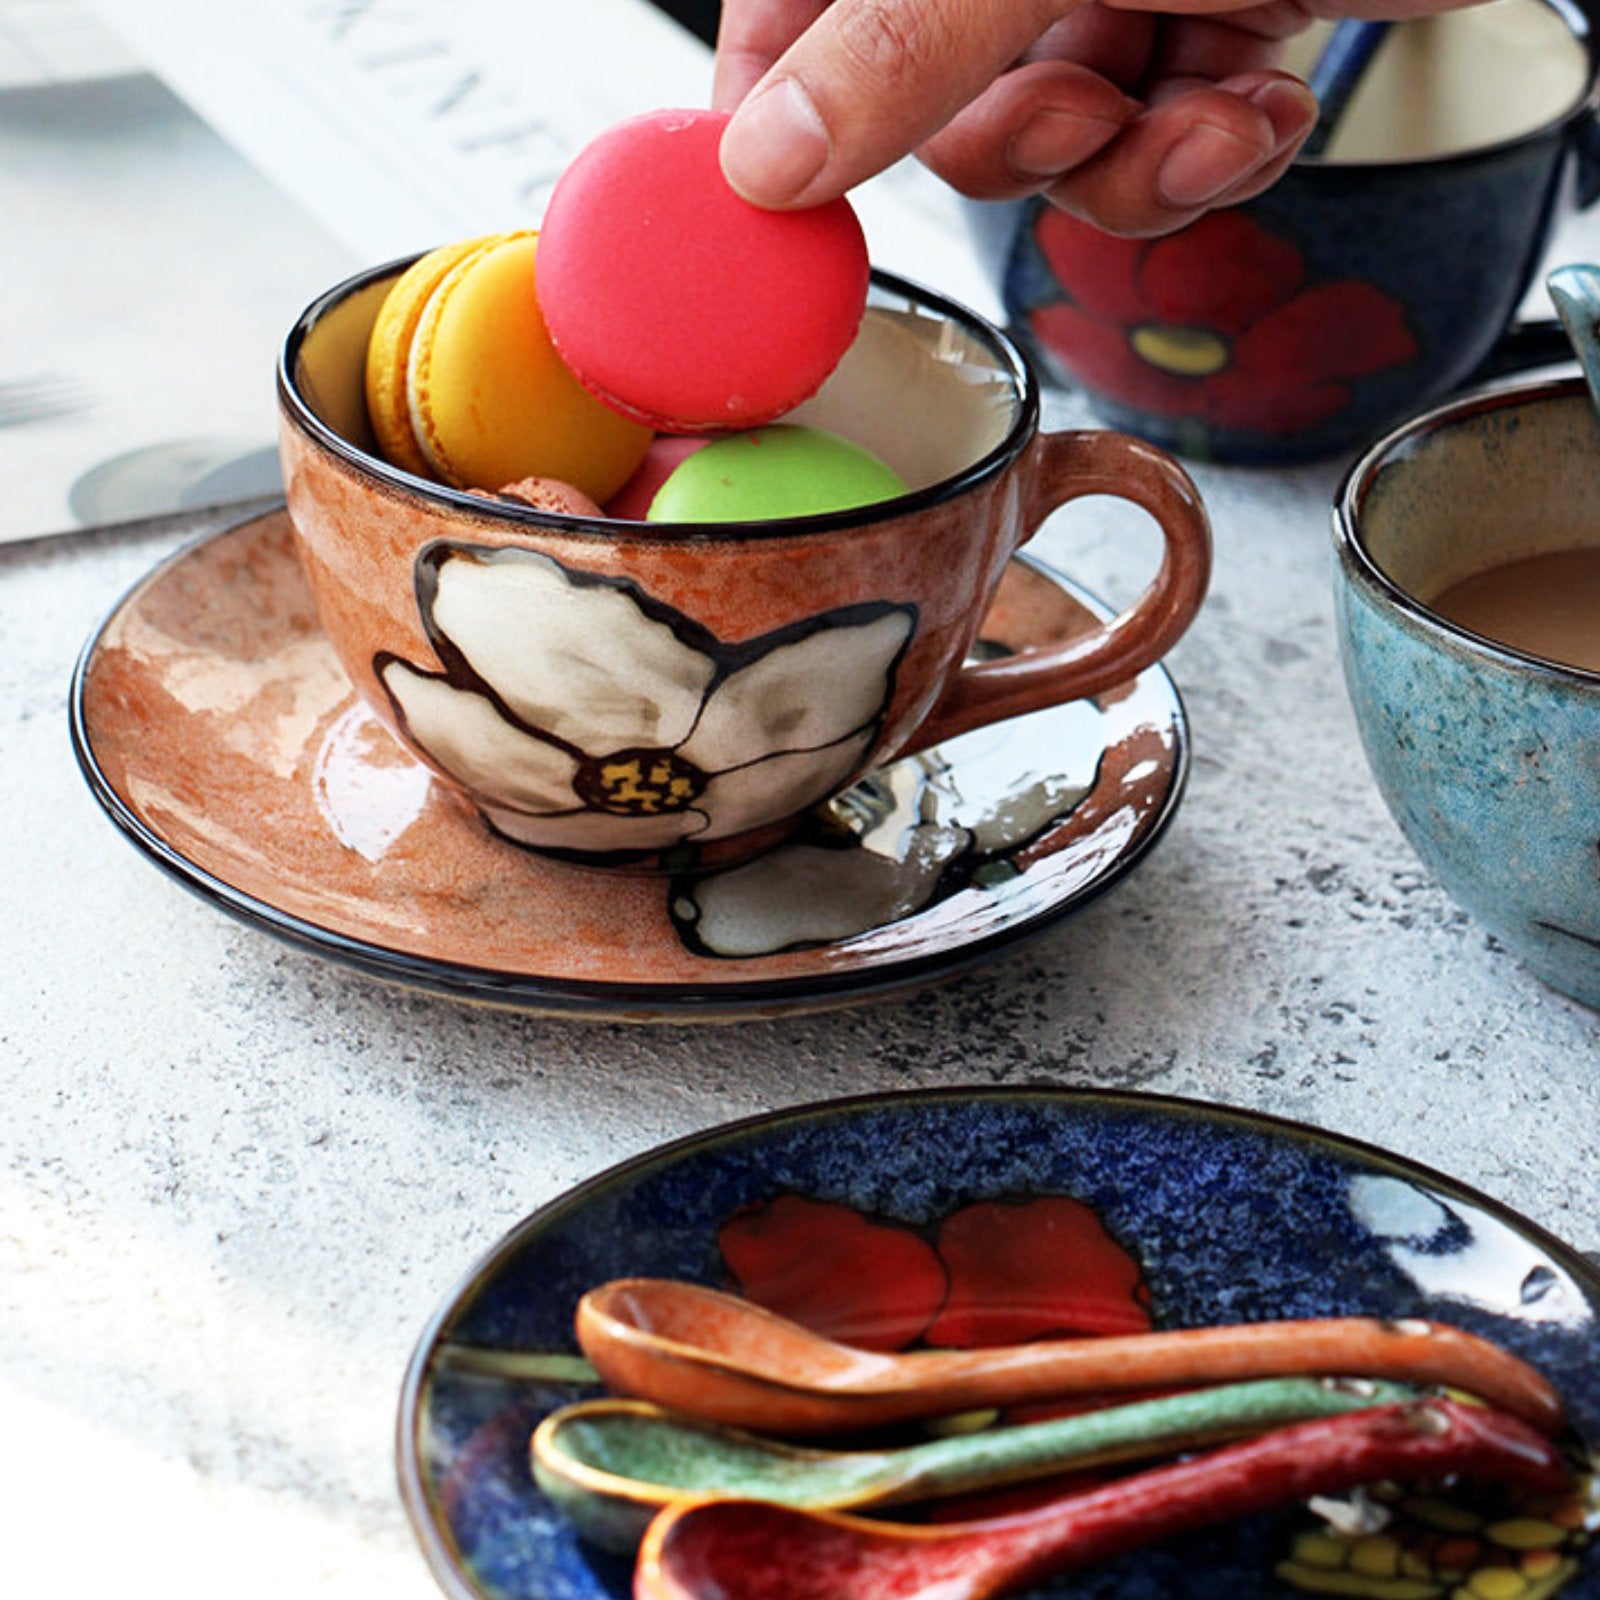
1157, 124, 1267, 208
721, 76, 831, 205
1251, 78, 1319, 140
1008, 107, 1123, 179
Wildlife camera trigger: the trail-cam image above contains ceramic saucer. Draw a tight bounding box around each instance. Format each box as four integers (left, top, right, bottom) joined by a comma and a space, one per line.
70, 509, 1189, 1021
397, 1087, 1600, 1600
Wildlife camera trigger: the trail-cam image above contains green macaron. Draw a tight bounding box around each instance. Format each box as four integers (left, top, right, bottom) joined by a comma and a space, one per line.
646, 425, 907, 523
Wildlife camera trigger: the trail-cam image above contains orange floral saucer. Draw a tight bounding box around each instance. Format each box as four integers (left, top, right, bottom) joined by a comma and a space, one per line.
70, 509, 1188, 1021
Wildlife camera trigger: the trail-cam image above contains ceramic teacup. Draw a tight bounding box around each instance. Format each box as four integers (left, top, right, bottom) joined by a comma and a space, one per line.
278, 266, 1211, 869
1333, 370, 1600, 1008
968, 0, 1600, 465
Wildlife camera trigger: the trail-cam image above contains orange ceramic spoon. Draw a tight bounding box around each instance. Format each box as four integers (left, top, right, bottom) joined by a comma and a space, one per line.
635, 1399, 1573, 1600
575, 1279, 1566, 1437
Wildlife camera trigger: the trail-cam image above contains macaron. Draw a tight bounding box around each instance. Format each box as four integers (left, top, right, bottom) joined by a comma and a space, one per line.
363, 232, 652, 502
646, 425, 907, 523
364, 234, 490, 480
604, 433, 711, 520
535, 108, 870, 433
477, 476, 605, 517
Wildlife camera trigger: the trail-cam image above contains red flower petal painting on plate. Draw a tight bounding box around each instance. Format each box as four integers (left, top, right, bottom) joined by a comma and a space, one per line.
926, 1196, 1152, 1347
718, 1194, 949, 1350
717, 1191, 1150, 1354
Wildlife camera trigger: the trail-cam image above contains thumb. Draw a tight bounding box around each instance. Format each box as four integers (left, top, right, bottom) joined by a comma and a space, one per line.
720, 0, 1067, 207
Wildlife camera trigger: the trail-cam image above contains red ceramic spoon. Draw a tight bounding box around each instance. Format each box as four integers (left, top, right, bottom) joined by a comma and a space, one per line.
635, 1399, 1573, 1600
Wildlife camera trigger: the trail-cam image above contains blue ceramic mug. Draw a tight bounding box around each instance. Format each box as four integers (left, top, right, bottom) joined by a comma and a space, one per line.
968, 0, 1600, 464
1332, 370, 1600, 1010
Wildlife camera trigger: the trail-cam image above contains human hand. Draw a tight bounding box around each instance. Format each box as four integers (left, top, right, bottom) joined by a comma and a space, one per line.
711, 0, 1446, 236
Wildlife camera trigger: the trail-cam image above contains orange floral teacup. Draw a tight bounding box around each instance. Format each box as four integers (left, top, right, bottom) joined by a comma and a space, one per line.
278, 266, 1210, 870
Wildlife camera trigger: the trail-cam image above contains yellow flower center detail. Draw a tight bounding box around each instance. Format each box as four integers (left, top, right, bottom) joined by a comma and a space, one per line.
577, 748, 706, 817
1130, 323, 1230, 378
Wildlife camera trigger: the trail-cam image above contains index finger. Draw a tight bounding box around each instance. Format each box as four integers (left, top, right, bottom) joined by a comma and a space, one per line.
717, 0, 1074, 207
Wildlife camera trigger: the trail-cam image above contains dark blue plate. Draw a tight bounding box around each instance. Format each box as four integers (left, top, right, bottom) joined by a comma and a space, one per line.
397, 1088, 1600, 1599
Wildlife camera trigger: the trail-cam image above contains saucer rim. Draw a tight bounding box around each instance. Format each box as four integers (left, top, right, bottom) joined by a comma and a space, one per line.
69, 507, 1192, 1022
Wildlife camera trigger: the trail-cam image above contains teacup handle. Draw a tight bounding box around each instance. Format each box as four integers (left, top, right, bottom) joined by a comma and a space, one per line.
908, 430, 1212, 751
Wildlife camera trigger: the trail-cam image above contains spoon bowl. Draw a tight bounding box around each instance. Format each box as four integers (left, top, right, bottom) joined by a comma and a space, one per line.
574, 1278, 1566, 1437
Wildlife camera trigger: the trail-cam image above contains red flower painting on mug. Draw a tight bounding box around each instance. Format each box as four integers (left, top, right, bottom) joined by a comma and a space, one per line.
1027, 208, 1419, 436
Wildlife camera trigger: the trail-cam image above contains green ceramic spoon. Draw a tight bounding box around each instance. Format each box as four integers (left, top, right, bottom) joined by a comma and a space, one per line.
532, 1376, 1413, 1551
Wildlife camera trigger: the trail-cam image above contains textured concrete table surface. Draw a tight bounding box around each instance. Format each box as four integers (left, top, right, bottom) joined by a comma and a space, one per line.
8, 207, 1600, 1600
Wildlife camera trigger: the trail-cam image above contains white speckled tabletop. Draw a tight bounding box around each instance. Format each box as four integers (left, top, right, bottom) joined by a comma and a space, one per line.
7, 47, 1600, 1600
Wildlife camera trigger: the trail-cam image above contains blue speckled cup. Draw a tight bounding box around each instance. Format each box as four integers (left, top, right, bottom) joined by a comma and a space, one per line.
1333, 372, 1600, 1008
966, 0, 1600, 465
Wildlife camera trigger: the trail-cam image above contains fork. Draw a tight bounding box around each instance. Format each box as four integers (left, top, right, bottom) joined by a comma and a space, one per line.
0, 374, 86, 428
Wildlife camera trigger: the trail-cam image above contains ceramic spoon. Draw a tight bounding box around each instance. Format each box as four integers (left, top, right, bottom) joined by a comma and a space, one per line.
1548, 263, 1600, 413
635, 1398, 1572, 1600
574, 1279, 1566, 1437
532, 1377, 1414, 1551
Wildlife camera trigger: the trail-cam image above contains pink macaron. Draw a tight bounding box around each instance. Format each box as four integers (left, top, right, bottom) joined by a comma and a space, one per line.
535, 108, 870, 433
604, 433, 711, 520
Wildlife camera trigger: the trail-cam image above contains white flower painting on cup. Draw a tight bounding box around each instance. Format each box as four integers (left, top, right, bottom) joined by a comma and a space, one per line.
378, 544, 916, 859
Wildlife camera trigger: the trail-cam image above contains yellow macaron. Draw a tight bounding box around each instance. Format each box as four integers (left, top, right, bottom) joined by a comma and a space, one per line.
364, 231, 651, 503
365, 234, 492, 479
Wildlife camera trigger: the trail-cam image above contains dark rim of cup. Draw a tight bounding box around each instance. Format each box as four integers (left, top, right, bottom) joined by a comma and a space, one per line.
1295, 0, 1600, 173
1333, 370, 1600, 686
276, 259, 1039, 544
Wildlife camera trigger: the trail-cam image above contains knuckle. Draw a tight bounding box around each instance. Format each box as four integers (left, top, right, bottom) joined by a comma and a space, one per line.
836, 0, 950, 83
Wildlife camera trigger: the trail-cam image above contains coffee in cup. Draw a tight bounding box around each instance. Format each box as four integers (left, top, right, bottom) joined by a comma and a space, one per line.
1425, 548, 1600, 672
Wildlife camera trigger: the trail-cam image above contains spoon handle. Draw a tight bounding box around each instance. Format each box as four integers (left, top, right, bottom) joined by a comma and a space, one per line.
637, 1400, 1572, 1600
907, 1315, 1563, 1436
887, 1375, 1408, 1504
1547, 264, 1600, 421
981, 1399, 1571, 1600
